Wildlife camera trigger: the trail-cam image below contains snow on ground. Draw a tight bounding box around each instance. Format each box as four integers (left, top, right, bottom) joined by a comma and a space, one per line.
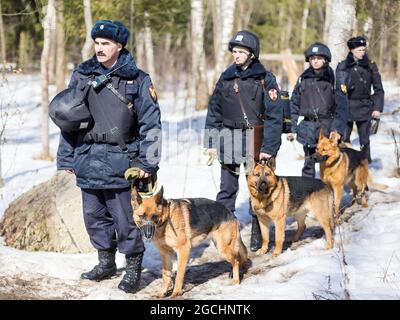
0, 74, 399, 300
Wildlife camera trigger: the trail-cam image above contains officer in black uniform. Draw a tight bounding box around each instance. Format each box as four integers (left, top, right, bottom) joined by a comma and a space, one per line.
288, 42, 348, 178
337, 36, 384, 163
204, 30, 282, 252
56, 20, 161, 293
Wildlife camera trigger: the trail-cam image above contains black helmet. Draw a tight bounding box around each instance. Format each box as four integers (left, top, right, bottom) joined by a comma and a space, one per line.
49, 87, 92, 132
304, 42, 331, 62
228, 31, 260, 59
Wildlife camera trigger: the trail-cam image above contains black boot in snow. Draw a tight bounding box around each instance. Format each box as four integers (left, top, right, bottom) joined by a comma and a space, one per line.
250, 216, 262, 252
118, 252, 143, 294
80, 249, 117, 281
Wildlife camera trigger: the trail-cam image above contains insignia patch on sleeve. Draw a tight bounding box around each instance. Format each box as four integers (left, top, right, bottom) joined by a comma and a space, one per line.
149, 85, 158, 102
340, 84, 347, 94
268, 88, 278, 101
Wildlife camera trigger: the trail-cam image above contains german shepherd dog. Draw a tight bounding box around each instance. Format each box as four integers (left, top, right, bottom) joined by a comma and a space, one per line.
131, 186, 248, 298
247, 160, 334, 256
316, 130, 369, 216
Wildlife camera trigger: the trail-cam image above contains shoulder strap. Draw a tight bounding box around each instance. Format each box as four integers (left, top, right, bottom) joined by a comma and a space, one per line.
105, 82, 133, 110
233, 79, 251, 128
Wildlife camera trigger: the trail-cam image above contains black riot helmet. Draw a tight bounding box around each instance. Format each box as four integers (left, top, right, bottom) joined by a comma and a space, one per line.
228, 31, 260, 59
49, 87, 92, 132
304, 42, 331, 62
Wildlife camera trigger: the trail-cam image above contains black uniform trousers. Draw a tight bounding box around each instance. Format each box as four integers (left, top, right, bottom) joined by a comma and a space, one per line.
81, 188, 145, 255
216, 163, 254, 216
344, 120, 372, 163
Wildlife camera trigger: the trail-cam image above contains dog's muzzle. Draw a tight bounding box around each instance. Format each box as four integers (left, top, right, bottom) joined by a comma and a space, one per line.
312, 153, 329, 163
138, 220, 156, 241
256, 177, 269, 194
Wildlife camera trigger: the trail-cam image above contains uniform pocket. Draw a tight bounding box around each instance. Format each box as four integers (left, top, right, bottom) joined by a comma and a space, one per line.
296, 120, 318, 147
107, 143, 138, 176
73, 144, 92, 175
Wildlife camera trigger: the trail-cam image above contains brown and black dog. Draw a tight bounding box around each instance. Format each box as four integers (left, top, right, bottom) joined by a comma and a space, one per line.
247, 160, 334, 257
131, 186, 248, 298
316, 130, 369, 216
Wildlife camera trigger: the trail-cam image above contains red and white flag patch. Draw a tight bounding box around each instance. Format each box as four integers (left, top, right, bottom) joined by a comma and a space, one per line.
268, 88, 278, 101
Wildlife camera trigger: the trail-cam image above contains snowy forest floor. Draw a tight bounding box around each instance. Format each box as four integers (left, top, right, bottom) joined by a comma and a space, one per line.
0, 74, 400, 300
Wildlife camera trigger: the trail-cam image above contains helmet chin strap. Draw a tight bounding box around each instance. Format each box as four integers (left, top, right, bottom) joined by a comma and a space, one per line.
239, 53, 254, 70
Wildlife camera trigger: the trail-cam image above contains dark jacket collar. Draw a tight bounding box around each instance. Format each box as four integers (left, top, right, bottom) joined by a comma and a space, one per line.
222, 60, 267, 80
301, 65, 335, 84
345, 52, 369, 68
75, 48, 139, 79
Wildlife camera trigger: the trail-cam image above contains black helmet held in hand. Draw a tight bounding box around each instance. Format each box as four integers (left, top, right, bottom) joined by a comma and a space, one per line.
228, 30, 260, 59
49, 87, 92, 132
304, 42, 331, 62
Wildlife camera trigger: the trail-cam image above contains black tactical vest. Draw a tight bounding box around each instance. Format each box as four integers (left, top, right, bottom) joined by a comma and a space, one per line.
83, 76, 139, 143
299, 77, 334, 119
220, 77, 264, 128
348, 65, 372, 100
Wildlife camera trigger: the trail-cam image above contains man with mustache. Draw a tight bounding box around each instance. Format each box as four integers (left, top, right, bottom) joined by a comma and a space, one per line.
56, 20, 161, 294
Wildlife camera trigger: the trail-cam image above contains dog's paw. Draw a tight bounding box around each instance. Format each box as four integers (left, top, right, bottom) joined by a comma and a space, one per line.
231, 279, 240, 285
272, 249, 282, 257
154, 291, 168, 299
256, 248, 268, 256
170, 290, 183, 298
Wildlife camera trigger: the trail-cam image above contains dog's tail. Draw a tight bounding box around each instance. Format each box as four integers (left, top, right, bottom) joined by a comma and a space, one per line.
367, 170, 389, 191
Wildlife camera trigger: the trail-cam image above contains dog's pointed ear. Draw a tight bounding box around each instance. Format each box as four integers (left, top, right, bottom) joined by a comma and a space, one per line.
266, 157, 276, 171
131, 186, 142, 208
154, 186, 164, 205
319, 128, 325, 141
330, 131, 340, 144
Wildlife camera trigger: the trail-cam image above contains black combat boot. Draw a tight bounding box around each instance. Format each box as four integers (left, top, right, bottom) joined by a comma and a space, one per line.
81, 249, 117, 281
250, 216, 262, 252
118, 252, 143, 294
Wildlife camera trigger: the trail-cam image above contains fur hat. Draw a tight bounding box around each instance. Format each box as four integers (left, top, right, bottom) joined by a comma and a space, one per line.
347, 36, 367, 50
91, 20, 130, 47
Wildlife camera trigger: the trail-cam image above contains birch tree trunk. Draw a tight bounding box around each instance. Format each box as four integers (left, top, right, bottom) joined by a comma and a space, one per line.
315, 0, 325, 34
55, 0, 66, 92
323, 0, 332, 43
0, 0, 6, 63
378, 4, 386, 72
81, 0, 93, 61
144, 12, 156, 81
129, 0, 134, 51
236, 0, 254, 31
135, 31, 145, 69
326, 0, 356, 69
190, 0, 209, 110
212, 0, 236, 89
38, 0, 55, 161
397, 19, 400, 83
18, 32, 27, 68
48, 11, 57, 85
300, 0, 311, 49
